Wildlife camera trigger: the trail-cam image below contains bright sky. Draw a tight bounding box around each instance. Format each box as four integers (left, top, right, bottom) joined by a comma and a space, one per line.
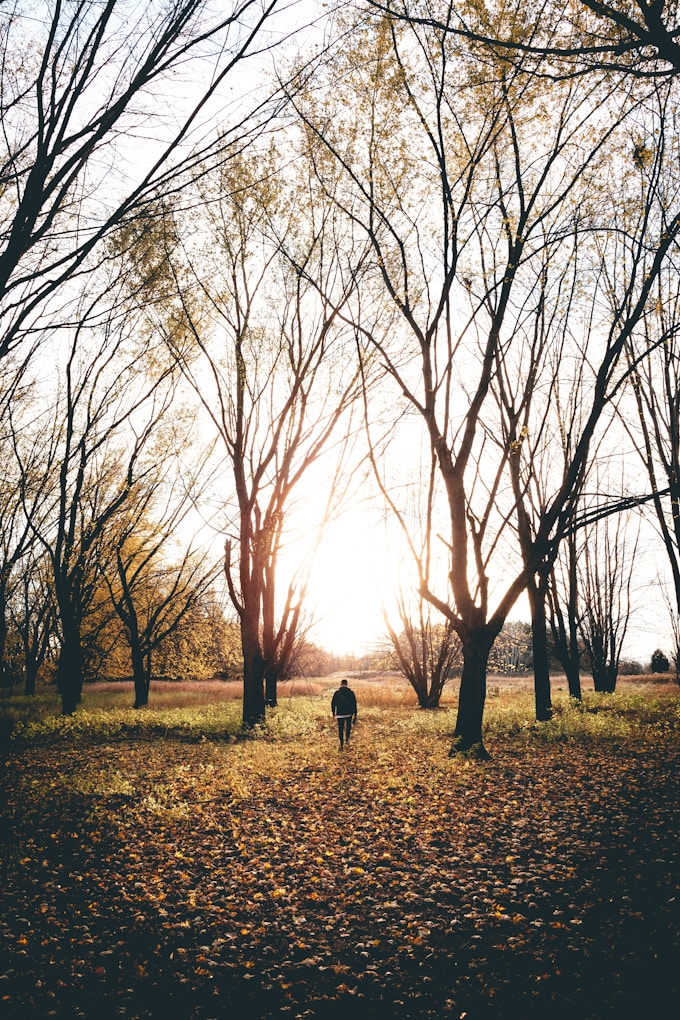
305, 504, 397, 656
296, 502, 675, 665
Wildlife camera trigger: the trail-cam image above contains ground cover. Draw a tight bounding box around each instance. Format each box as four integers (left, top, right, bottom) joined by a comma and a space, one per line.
1, 683, 679, 1018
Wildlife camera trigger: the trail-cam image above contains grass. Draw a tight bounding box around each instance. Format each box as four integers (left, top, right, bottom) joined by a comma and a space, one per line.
2, 674, 678, 751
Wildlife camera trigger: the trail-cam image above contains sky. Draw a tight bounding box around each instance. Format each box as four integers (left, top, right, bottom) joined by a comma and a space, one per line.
305, 504, 396, 656
298, 502, 676, 666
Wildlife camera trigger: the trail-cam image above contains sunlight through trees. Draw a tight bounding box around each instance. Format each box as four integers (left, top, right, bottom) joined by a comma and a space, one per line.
1, 1, 680, 739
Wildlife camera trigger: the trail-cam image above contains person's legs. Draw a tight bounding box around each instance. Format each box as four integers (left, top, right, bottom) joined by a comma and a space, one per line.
337, 717, 352, 748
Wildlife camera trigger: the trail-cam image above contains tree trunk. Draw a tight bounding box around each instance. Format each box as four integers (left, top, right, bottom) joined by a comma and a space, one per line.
422, 679, 444, 708
592, 662, 617, 693
548, 534, 582, 700
528, 580, 552, 721
133, 666, 150, 709
130, 632, 149, 708
117, 578, 149, 709
0, 584, 7, 693
244, 652, 266, 726
605, 663, 618, 693
242, 618, 266, 727
551, 625, 582, 698
24, 660, 37, 697
57, 634, 84, 715
134, 673, 151, 709
566, 660, 582, 700
451, 634, 491, 757
599, 660, 619, 693
264, 666, 278, 708
22, 617, 48, 697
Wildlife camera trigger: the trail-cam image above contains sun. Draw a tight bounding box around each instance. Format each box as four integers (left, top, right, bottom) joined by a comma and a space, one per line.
300, 505, 407, 656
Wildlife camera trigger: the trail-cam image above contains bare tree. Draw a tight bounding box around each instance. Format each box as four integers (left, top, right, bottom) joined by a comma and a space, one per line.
658, 578, 680, 684
548, 528, 583, 700
0, 370, 64, 692
9, 546, 55, 696
577, 501, 640, 692
622, 252, 680, 614
490, 215, 591, 719
0, 0, 289, 364
17, 287, 178, 714
291, 7, 680, 755
0, 401, 41, 687
385, 601, 459, 708
155, 148, 365, 726
359, 363, 457, 709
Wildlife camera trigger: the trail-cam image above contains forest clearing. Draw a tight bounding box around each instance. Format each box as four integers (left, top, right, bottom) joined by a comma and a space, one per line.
1, 678, 678, 1019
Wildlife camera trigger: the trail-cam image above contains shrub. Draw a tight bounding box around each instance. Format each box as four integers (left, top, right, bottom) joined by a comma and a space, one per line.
650, 649, 670, 673
618, 658, 643, 675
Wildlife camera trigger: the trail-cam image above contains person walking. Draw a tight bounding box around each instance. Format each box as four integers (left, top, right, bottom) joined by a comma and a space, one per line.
331, 678, 357, 749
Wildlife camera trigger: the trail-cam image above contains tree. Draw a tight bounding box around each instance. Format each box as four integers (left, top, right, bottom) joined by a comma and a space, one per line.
21, 289, 178, 714
9, 547, 55, 695
622, 252, 680, 626
547, 528, 583, 700
156, 147, 365, 726
577, 500, 640, 693
1, 371, 63, 694
385, 605, 458, 708
105, 479, 221, 706
0, 397, 41, 688
283, 638, 336, 678
369, 1, 680, 77
291, 6, 680, 754
361, 368, 458, 709
658, 578, 680, 684
651, 648, 669, 672
151, 596, 243, 682
0, 0, 285, 363
490, 208, 593, 719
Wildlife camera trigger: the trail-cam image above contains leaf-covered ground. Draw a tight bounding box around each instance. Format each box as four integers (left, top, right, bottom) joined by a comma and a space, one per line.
1, 693, 679, 1019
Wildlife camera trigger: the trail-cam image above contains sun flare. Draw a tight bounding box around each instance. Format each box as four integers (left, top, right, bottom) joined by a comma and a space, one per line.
291, 505, 407, 656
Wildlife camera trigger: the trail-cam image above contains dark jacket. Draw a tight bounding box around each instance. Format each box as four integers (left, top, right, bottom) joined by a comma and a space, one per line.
331, 685, 357, 718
